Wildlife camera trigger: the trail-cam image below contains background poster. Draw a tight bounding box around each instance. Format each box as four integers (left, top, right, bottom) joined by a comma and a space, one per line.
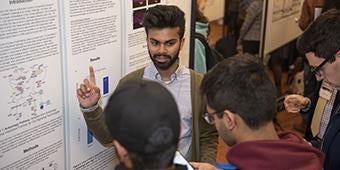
261, 0, 303, 60
0, 0, 65, 169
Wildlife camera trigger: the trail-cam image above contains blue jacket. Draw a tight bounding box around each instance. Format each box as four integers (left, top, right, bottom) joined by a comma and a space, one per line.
194, 22, 209, 74
322, 104, 340, 170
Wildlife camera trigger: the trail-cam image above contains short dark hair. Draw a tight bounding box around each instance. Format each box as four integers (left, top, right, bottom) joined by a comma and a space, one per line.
143, 5, 185, 39
201, 54, 277, 129
104, 80, 180, 169
322, 0, 340, 13
297, 9, 340, 62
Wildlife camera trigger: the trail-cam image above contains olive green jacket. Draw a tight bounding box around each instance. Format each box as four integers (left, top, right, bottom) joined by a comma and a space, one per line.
82, 67, 218, 163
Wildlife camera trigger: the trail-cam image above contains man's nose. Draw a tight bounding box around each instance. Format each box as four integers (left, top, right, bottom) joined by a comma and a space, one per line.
158, 44, 167, 53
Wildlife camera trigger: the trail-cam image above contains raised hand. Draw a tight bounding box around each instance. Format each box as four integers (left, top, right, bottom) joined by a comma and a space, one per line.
76, 66, 101, 108
284, 94, 310, 113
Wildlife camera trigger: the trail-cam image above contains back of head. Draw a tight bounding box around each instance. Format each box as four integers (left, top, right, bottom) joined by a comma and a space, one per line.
201, 54, 277, 129
104, 80, 180, 169
143, 5, 185, 39
297, 9, 340, 61
322, 0, 340, 12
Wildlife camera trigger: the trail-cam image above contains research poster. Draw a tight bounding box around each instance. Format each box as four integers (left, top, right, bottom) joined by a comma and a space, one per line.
272, 0, 301, 22
0, 0, 65, 169
122, 0, 192, 74
62, 0, 121, 169
1, 0, 193, 169
262, 0, 303, 59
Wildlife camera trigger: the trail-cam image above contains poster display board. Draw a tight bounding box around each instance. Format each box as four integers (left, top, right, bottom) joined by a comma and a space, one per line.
0, 0, 65, 169
261, 0, 303, 60
61, 0, 121, 169
1, 0, 193, 169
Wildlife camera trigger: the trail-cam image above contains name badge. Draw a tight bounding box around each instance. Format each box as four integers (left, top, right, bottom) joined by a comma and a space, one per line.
319, 82, 333, 100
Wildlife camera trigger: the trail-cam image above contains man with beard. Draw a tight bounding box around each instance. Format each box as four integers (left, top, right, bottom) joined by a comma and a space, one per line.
76, 5, 218, 163
191, 55, 324, 170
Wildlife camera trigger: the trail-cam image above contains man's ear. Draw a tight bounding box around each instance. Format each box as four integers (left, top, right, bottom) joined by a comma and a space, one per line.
179, 38, 185, 50
113, 140, 133, 168
336, 50, 340, 56
224, 110, 236, 130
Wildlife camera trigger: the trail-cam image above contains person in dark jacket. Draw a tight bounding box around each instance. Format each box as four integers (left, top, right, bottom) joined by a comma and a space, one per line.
295, 9, 340, 170
284, 0, 340, 144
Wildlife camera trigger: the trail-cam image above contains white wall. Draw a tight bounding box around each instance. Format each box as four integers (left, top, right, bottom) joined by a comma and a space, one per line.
203, 0, 225, 21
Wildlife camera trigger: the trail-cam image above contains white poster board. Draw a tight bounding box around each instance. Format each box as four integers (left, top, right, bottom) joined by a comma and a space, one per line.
0, 0, 65, 169
0, 0, 193, 169
261, 0, 303, 59
61, 0, 121, 169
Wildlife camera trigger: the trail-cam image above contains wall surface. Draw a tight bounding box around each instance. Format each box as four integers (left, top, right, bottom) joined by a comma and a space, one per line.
204, 0, 225, 21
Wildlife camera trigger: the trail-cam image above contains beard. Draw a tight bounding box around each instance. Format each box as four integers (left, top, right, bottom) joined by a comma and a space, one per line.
149, 50, 180, 70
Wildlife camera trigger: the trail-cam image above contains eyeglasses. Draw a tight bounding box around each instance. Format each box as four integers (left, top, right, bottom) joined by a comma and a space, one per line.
203, 110, 224, 124
310, 56, 332, 77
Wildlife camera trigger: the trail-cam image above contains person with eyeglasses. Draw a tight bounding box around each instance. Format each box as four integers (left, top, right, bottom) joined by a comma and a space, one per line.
284, 0, 340, 143
283, 9, 340, 170
190, 54, 324, 170
284, 59, 340, 149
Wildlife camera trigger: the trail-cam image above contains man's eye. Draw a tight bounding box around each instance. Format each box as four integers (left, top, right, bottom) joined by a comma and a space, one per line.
166, 41, 176, 46
150, 41, 159, 46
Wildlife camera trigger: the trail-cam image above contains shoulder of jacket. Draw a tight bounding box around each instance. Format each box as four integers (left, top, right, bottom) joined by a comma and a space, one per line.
118, 68, 145, 87
122, 68, 144, 79
189, 69, 203, 78
189, 69, 203, 86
